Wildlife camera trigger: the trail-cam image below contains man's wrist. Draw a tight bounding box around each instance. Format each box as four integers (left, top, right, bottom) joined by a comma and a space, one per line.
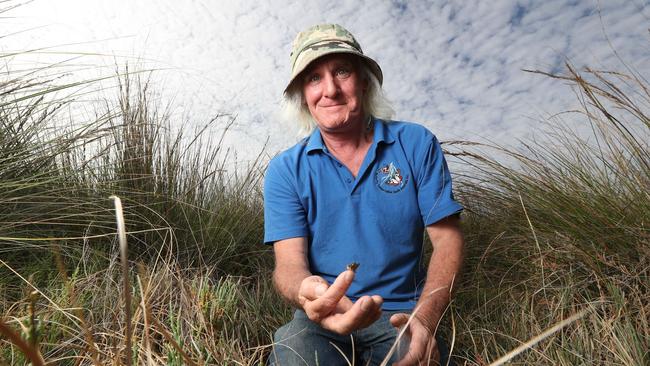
412, 297, 448, 334
412, 312, 436, 335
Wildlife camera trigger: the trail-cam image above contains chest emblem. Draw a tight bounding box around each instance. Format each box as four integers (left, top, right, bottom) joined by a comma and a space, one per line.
375, 162, 408, 193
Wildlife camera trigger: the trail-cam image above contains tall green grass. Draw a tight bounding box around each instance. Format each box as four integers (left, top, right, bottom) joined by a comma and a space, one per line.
1, 69, 268, 269
1, 34, 280, 363
448, 64, 649, 365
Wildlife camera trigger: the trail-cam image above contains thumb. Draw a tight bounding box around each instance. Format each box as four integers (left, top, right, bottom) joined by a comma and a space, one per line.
299, 276, 331, 301
314, 282, 328, 297
390, 313, 410, 328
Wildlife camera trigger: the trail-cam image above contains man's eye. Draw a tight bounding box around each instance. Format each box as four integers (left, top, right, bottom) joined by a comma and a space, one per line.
336, 68, 351, 77
307, 74, 320, 83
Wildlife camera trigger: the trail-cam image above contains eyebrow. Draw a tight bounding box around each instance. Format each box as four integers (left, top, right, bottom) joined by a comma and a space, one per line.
311, 61, 353, 74
302, 57, 357, 83
332, 59, 354, 68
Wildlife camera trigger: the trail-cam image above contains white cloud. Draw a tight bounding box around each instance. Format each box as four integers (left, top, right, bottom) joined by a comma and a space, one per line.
2, 0, 648, 163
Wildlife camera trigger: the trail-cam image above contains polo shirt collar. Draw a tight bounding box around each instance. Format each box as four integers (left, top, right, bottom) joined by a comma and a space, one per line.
373, 118, 395, 145
305, 128, 326, 154
305, 117, 395, 155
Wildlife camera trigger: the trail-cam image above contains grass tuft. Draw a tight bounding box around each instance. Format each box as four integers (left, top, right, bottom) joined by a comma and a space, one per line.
448, 62, 649, 365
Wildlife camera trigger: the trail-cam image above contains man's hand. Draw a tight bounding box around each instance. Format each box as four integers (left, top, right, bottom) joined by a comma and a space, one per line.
390, 313, 440, 366
298, 269, 383, 335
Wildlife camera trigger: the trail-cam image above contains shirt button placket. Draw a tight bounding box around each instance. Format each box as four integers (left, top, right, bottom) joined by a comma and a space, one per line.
333, 161, 349, 185
334, 162, 348, 183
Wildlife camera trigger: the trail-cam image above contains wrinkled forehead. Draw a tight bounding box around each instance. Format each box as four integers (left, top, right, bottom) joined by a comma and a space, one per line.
301, 53, 361, 74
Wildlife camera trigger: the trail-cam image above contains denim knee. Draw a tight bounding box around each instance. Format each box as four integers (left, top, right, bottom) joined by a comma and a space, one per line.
269, 310, 352, 366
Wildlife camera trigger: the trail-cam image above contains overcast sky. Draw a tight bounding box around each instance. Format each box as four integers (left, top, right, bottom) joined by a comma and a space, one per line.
3, 0, 649, 164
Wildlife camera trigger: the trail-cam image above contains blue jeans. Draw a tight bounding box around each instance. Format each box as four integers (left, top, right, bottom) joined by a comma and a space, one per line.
269, 310, 452, 366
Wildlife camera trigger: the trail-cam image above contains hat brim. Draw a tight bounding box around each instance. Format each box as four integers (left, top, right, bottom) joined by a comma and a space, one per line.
284, 42, 383, 95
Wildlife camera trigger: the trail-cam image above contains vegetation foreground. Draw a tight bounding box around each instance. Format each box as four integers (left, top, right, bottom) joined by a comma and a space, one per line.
1, 48, 648, 365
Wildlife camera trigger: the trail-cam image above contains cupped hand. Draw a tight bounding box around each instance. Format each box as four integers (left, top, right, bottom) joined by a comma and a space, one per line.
390, 313, 440, 366
298, 269, 383, 335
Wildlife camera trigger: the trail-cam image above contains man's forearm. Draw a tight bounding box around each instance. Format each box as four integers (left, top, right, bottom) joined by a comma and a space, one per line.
272, 237, 312, 308
416, 220, 465, 333
273, 265, 312, 308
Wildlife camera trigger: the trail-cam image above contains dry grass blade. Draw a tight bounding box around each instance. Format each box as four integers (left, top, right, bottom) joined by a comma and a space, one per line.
518, 193, 546, 298
488, 309, 588, 366
136, 272, 155, 366
110, 195, 132, 366
145, 304, 199, 366
0, 318, 45, 366
0, 228, 170, 242
52, 245, 102, 366
329, 337, 354, 366
0, 258, 81, 324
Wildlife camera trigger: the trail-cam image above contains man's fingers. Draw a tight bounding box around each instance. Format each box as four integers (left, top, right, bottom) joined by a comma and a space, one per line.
360, 295, 383, 319
360, 295, 383, 311
322, 295, 382, 334
336, 294, 354, 312
351, 296, 382, 330
427, 339, 441, 365
300, 271, 355, 323
300, 271, 385, 335
361, 295, 384, 328
392, 334, 426, 366
315, 269, 355, 309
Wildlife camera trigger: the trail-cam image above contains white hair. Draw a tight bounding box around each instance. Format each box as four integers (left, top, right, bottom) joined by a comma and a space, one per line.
281, 60, 395, 137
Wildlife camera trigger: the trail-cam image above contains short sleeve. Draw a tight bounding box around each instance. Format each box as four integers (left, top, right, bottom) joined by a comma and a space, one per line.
414, 134, 463, 226
263, 157, 309, 244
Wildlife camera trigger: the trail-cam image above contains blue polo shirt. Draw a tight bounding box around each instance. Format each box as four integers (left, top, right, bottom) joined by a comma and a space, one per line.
264, 119, 462, 310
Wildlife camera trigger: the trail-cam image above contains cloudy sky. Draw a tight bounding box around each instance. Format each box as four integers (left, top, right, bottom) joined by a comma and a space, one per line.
3, 0, 649, 163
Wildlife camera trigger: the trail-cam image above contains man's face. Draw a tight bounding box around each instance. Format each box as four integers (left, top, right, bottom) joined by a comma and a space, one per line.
301, 54, 367, 133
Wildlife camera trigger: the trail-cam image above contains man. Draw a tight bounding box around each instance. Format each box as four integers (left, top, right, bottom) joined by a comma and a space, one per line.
264, 23, 464, 365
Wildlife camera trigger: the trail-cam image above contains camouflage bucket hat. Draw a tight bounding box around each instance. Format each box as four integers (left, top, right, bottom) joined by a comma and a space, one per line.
284, 23, 383, 94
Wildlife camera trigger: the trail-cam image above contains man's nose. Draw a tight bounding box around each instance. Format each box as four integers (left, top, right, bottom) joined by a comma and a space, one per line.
323, 74, 339, 97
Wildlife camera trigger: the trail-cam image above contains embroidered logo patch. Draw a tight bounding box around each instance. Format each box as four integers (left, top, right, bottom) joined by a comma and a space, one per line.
375, 162, 408, 193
